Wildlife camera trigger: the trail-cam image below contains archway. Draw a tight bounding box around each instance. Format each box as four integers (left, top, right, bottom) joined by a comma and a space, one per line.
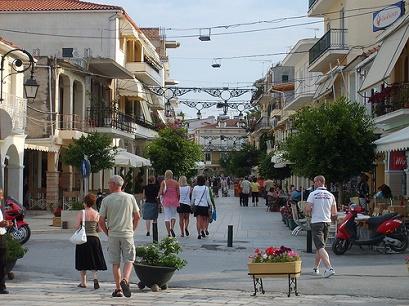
4, 144, 22, 201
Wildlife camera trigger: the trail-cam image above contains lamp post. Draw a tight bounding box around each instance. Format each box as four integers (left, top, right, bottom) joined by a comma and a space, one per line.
0, 48, 39, 103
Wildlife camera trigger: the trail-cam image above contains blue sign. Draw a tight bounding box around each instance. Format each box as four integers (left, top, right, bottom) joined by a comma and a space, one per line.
373, 1, 405, 32
80, 158, 91, 178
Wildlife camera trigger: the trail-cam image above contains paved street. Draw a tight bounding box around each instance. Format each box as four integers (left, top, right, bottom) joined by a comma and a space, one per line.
2, 194, 409, 305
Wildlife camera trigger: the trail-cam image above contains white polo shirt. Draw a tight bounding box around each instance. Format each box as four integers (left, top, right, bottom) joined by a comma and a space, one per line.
307, 187, 336, 224
0, 210, 6, 235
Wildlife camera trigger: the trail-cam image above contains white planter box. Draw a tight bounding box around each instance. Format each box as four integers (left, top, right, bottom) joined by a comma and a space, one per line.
61, 210, 80, 229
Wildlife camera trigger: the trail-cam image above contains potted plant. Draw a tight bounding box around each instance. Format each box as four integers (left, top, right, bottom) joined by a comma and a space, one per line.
134, 237, 187, 291
248, 245, 301, 275
5, 234, 28, 280
52, 205, 62, 227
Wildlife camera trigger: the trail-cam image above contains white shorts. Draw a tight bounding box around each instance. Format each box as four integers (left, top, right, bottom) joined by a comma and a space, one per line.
163, 206, 177, 221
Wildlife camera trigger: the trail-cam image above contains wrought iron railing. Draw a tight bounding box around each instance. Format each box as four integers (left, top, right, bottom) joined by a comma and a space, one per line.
368, 83, 409, 117
0, 94, 27, 133
309, 29, 348, 65
86, 106, 155, 134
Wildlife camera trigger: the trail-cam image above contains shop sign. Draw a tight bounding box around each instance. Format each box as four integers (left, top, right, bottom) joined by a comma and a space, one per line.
373, 1, 405, 32
389, 150, 407, 170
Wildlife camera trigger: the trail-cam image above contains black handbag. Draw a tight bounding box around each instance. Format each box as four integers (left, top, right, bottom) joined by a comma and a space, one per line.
191, 187, 206, 213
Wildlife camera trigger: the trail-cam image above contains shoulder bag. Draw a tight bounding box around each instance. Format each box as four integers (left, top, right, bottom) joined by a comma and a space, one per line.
191, 187, 206, 213
69, 210, 87, 245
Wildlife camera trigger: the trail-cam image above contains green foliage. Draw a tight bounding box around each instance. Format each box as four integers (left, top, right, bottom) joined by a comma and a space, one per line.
282, 98, 376, 184
62, 133, 117, 173
220, 144, 260, 177
5, 234, 28, 262
146, 127, 203, 177
258, 152, 291, 180
135, 237, 186, 270
69, 200, 83, 210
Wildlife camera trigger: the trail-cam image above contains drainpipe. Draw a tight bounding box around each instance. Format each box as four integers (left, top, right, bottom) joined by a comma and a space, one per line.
34, 65, 54, 136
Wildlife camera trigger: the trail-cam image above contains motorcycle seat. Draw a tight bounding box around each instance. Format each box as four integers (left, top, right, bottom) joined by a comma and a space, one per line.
367, 213, 398, 227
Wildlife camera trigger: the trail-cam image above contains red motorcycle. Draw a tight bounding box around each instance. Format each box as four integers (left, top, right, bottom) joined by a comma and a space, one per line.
332, 205, 408, 255
4, 197, 31, 244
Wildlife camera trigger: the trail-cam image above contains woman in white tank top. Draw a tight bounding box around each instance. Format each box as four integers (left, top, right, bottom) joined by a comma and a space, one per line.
178, 176, 191, 237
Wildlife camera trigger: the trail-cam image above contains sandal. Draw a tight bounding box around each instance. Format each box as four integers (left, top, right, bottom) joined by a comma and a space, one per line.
77, 284, 87, 288
112, 289, 123, 297
93, 279, 100, 290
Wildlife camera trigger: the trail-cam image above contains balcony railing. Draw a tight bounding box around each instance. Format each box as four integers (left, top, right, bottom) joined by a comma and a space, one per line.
309, 29, 348, 65
56, 113, 87, 131
368, 83, 409, 117
0, 94, 27, 133
86, 106, 156, 134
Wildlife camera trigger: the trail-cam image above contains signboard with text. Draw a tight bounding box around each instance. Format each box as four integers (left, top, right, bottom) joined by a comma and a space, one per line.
389, 150, 407, 170
373, 1, 405, 32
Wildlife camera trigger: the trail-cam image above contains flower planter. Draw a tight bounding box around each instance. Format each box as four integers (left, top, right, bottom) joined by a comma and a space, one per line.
52, 216, 61, 227
248, 260, 302, 277
133, 263, 176, 290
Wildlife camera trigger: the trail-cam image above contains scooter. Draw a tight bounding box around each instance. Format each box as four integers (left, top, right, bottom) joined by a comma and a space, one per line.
4, 196, 31, 244
332, 205, 408, 255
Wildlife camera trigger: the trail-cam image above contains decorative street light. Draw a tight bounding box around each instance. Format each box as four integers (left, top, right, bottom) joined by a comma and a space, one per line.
0, 48, 39, 103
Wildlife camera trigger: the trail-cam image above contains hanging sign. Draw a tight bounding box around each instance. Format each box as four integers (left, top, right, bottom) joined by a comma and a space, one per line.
80, 158, 91, 178
373, 1, 405, 32
389, 150, 407, 170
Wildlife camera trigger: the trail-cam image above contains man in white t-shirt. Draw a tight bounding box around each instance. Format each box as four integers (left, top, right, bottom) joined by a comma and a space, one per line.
305, 175, 337, 278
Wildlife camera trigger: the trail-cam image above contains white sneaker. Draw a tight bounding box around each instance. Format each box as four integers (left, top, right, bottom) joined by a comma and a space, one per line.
323, 268, 335, 278
312, 268, 320, 276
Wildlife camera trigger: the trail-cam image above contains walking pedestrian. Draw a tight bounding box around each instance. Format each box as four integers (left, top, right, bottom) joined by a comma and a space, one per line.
240, 177, 251, 207
142, 176, 160, 236
99, 175, 140, 298
191, 175, 213, 239
178, 176, 191, 237
304, 175, 337, 278
75, 193, 107, 289
250, 177, 260, 206
158, 170, 180, 238
0, 189, 12, 294
264, 179, 274, 206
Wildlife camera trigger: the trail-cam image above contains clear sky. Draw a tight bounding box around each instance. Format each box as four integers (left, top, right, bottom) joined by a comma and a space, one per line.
103, 0, 323, 118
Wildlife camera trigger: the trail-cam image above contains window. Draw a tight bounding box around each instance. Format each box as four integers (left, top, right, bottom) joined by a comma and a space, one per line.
205, 152, 211, 161
282, 75, 289, 82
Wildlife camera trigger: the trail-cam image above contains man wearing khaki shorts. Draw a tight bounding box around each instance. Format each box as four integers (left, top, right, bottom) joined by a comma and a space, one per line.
305, 175, 337, 278
99, 175, 140, 297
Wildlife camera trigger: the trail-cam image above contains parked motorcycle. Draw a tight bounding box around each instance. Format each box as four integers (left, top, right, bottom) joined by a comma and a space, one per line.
4, 197, 31, 244
332, 205, 408, 255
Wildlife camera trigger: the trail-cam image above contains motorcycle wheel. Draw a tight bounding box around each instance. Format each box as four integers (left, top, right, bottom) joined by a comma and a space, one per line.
10, 225, 31, 245
332, 238, 349, 255
388, 229, 409, 253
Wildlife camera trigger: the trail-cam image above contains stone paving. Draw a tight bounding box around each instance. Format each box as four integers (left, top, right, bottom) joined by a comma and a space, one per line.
2, 193, 409, 305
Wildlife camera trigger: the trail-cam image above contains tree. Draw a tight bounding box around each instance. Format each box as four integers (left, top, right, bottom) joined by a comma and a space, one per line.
283, 97, 376, 187
258, 152, 291, 180
146, 127, 203, 178
62, 132, 117, 173
219, 144, 260, 177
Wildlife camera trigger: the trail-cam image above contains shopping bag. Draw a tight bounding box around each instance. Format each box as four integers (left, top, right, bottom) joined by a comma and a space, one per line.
69, 210, 87, 245
212, 209, 217, 221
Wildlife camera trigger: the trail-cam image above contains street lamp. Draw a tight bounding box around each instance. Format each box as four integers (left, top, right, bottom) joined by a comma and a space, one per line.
0, 48, 39, 103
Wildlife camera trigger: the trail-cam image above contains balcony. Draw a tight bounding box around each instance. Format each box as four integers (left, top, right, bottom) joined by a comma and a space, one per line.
308, 0, 334, 17
55, 113, 88, 141
0, 94, 27, 134
86, 107, 158, 139
369, 83, 409, 129
126, 61, 163, 86
309, 29, 348, 72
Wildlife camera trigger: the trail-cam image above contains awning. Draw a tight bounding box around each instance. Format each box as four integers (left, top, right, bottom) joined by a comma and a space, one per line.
24, 139, 59, 152
114, 149, 151, 167
271, 152, 292, 168
88, 58, 134, 79
374, 126, 409, 152
360, 23, 409, 92
118, 77, 145, 98
313, 67, 342, 100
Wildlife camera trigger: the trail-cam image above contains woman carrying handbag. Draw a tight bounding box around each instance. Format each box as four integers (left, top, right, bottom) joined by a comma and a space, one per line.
74, 193, 107, 289
191, 175, 213, 239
